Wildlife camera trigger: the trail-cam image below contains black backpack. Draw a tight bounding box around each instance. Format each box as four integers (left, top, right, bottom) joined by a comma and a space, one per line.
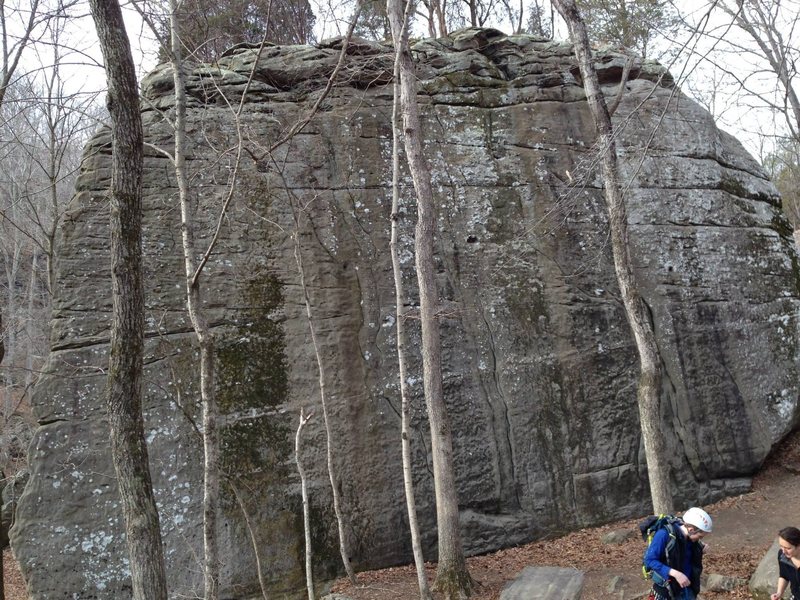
639, 514, 681, 582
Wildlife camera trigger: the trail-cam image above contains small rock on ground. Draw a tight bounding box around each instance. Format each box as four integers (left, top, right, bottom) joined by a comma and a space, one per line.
499, 566, 584, 599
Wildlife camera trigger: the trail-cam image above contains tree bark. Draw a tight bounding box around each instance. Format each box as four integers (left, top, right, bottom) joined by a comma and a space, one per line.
552, 0, 673, 514
167, 2, 221, 596
291, 221, 358, 584
295, 408, 315, 600
387, 1, 472, 597
1, 510, 5, 600
87, 0, 169, 597
390, 23, 433, 599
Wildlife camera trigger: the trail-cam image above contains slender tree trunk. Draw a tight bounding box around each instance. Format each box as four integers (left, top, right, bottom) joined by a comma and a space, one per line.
25, 250, 38, 389
229, 482, 269, 600
438, 0, 448, 36
295, 408, 315, 600
3, 242, 19, 369
168, 2, 221, 595
87, 0, 169, 597
387, 1, 472, 597
551, 0, 673, 514
467, 0, 477, 26
390, 29, 433, 600
291, 222, 357, 584
1, 511, 5, 600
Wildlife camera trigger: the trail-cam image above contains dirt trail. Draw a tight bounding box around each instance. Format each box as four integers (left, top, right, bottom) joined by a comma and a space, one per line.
3, 430, 799, 599
331, 430, 800, 600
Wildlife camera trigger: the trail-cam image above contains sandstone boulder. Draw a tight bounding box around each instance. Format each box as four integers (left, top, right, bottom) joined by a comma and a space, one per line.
11, 28, 800, 599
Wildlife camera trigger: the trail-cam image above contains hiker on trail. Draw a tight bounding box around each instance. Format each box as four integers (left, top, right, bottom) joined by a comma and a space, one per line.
643, 506, 713, 600
771, 526, 800, 600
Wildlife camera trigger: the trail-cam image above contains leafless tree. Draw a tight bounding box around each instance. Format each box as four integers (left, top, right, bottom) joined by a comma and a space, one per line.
0, 0, 62, 491
158, 0, 225, 594
713, 0, 800, 141
387, 0, 473, 596
552, 0, 674, 513
244, 5, 369, 588
389, 12, 432, 596
525, 0, 553, 37
161, 0, 316, 62
764, 137, 800, 229
295, 407, 314, 600
87, 0, 169, 596
575, 0, 680, 59
288, 207, 359, 585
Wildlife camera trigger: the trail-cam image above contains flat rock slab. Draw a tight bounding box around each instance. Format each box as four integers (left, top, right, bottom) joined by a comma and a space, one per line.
500, 566, 585, 599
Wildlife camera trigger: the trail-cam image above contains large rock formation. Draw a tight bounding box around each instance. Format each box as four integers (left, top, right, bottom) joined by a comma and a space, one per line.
11, 28, 800, 599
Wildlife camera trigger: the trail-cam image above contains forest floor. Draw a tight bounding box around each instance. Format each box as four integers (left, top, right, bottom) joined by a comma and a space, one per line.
330, 428, 800, 600
3, 428, 799, 600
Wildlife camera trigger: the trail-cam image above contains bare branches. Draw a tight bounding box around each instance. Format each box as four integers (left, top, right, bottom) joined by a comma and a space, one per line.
249, 1, 363, 162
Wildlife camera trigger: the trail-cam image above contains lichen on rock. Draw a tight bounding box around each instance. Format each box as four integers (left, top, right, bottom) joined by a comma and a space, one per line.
10, 27, 800, 599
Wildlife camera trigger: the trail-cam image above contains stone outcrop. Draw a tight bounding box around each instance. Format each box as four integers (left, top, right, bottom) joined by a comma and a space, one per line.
11, 28, 800, 599
750, 538, 781, 599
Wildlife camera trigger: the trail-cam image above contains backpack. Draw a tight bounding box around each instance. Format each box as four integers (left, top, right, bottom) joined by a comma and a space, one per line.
639, 514, 682, 584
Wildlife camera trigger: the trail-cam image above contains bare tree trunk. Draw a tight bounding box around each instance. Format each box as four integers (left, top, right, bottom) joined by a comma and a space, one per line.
87, 0, 169, 597
1, 504, 5, 600
390, 25, 433, 600
387, 1, 472, 597
291, 219, 358, 584
295, 408, 315, 600
551, 0, 673, 514
229, 482, 269, 600
25, 250, 38, 390
437, 0, 448, 37
464, 0, 477, 26
167, 2, 221, 595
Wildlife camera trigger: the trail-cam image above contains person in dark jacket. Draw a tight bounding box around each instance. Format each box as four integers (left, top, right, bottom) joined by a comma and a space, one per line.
772, 526, 800, 600
643, 507, 713, 600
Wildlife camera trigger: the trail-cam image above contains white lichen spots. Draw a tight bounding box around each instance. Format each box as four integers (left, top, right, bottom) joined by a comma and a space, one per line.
398, 247, 414, 265
70, 470, 84, 481
382, 314, 395, 328
364, 351, 372, 361
52, 479, 61, 489
146, 425, 172, 444
597, 343, 605, 353
181, 495, 191, 504
594, 288, 604, 295
773, 390, 794, 420
405, 375, 420, 387
81, 530, 114, 554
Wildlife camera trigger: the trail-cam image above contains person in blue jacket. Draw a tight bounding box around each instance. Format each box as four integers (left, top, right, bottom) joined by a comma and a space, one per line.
644, 507, 713, 600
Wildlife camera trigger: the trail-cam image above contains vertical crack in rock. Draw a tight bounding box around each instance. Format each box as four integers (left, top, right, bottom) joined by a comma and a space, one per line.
11, 29, 800, 599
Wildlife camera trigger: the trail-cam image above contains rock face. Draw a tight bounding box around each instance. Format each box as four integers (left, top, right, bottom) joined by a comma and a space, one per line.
11, 28, 800, 599
750, 538, 781, 599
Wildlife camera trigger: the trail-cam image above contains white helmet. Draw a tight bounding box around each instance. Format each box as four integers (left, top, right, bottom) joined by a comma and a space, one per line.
682, 507, 713, 533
